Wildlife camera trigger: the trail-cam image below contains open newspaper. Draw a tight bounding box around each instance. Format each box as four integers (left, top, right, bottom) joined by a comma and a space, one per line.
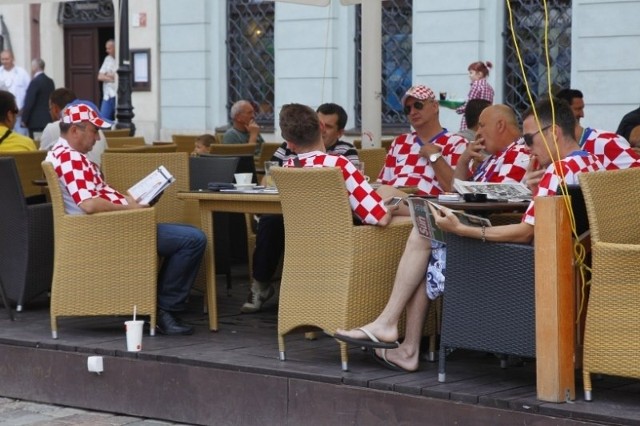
407, 197, 491, 242
128, 165, 175, 205
453, 178, 531, 201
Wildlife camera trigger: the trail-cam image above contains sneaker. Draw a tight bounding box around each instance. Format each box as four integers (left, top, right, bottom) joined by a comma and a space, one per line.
241, 282, 275, 313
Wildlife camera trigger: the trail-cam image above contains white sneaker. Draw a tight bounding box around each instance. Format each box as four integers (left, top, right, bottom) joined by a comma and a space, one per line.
241, 282, 275, 313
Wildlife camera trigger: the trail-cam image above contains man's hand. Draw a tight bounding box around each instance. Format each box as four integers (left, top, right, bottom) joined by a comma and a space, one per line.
247, 119, 260, 136
523, 155, 544, 194
461, 138, 487, 170
430, 203, 461, 233
125, 192, 150, 209
418, 143, 440, 159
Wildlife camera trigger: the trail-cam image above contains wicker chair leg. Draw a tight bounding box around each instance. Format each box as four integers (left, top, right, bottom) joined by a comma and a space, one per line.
278, 335, 286, 361
339, 342, 349, 372
438, 344, 447, 382
51, 316, 58, 339
583, 369, 593, 401
426, 334, 437, 362
149, 313, 156, 337
0, 277, 14, 321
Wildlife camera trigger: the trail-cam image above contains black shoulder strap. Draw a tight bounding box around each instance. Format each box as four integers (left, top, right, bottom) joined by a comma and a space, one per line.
0, 128, 12, 144
293, 156, 302, 168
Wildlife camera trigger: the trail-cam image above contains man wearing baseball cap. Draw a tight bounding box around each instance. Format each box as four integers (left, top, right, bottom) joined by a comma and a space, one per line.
45, 101, 206, 336
377, 84, 468, 196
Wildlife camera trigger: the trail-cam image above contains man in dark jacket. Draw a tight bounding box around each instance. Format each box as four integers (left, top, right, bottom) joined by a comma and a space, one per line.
21, 58, 55, 139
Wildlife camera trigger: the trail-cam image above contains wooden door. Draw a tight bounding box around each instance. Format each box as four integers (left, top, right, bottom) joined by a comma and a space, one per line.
64, 28, 100, 105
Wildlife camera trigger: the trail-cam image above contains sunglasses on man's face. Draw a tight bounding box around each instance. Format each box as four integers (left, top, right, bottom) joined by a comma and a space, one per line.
403, 101, 426, 115
523, 124, 552, 147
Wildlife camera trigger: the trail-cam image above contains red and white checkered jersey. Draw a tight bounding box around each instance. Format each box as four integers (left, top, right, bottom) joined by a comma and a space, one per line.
522, 151, 604, 225
580, 127, 640, 170
283, 151, 387, 225
456, 79, 495, 130
378, 131, 467, 196
472, 139, 530, 183
46, 138, 127, 214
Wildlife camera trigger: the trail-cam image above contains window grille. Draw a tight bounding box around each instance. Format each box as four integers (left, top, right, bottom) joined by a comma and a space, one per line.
355, 0, 412, 129
503, 0, 572, 122
227, 0, 275, 126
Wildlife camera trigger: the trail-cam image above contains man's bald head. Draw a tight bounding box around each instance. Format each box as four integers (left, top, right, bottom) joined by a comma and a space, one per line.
476, 104, 522, 154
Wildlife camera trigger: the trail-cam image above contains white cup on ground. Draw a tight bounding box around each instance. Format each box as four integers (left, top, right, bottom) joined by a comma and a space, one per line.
234, 173, 253, 185
125, 320, 144, 352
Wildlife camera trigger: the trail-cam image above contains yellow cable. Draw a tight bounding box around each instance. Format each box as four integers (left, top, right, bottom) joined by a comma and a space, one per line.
506, 0, 589, 323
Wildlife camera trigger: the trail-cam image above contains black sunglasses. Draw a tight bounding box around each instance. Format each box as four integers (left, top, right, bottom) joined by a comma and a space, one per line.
403, 101, 425, 115
523, 124, 552, 147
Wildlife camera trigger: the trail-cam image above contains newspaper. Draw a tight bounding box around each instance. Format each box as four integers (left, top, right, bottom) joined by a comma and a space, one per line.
128, 165, 175, 205
453, 178, 531, 201
407, 197, 491, 242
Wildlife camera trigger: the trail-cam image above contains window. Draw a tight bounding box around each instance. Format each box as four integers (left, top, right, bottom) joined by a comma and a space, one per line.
503, 0, 572, 121
227, 0, 275, 126
355, 0, 412, 129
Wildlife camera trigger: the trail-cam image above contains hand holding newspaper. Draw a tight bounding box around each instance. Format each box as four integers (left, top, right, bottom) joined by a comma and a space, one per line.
407, 197, 491, 242
127, 165, 175, 205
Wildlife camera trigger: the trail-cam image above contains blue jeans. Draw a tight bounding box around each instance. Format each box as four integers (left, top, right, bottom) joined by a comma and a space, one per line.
100, 97, 116, 121
156, 223, 206, 312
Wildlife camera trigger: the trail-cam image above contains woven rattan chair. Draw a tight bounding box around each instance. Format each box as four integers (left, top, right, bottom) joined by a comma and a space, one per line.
171, 134, 202, 154
209, 143, 258, 156
42, 162, 157, 339
0, 151, 47, 198
0, 158, 53, 313
255, 142, 281, 171
356, 148, 387, 180
271, 167, 413, 371
143, 143, 178, 153
102, 128, 131, 138
579, 168, 640, 401
105, 136, 146, 148
437, 186, 590, 382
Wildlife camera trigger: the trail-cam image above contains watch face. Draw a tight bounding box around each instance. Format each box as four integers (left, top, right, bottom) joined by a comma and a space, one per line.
430, 153, 441, 162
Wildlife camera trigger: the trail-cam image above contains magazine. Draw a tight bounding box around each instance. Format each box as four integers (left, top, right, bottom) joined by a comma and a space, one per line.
453, 178, 531, 201
407, 197, 491, 242
128, 165, 175, 205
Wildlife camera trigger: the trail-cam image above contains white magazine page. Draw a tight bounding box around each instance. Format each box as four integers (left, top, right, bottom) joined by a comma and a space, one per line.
128, 165, 175, 205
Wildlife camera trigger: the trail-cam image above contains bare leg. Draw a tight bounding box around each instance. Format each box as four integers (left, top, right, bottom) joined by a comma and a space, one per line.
336, 227, 431, 343
377, 280, 430, 372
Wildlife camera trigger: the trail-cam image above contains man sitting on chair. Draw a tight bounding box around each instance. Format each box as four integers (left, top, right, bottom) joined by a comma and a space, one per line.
46, 101, 206, 336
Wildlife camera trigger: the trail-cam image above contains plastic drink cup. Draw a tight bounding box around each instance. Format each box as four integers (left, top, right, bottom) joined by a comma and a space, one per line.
125, 320, 144, 352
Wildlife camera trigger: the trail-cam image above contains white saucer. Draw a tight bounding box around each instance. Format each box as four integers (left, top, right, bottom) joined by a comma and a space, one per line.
233, 183, 257, 189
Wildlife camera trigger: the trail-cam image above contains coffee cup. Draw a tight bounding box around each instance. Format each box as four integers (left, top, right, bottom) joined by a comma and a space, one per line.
234, 173, 253, 185
125, 320, 144, 352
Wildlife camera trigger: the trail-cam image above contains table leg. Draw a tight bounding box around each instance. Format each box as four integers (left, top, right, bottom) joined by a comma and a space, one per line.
201, 206, 218, 331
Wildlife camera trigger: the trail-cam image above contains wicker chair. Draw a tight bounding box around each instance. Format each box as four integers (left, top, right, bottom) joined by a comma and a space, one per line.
102, 128, 131, 138
209, 143, 258, 156
0, 151, 47, 198
105, 136, 146, 148
171, 134, 201, 154
0, 158, 53, 312
271, 167, 413, 371
42, 162, 157, 339
437, 186, 590, 382
356, 148, 387, 180
579, 168, 640, 401
255, 142, 281, 171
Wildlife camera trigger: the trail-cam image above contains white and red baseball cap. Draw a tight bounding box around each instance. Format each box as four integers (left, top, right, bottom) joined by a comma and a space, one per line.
61, 100, 113, 129
401, 85, 436, 106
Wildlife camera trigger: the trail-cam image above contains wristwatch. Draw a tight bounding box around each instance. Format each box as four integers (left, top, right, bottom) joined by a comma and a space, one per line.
429, 152, 442, 163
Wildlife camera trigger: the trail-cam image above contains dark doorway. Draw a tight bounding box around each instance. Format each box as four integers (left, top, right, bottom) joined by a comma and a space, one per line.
59, 0, 114, 106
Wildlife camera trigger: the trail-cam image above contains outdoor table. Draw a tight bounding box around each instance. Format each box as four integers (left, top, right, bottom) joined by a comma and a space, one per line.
177, 189, 281, 331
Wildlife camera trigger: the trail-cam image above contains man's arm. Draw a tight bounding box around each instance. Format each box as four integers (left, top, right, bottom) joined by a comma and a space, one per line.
79, 194, 145, 215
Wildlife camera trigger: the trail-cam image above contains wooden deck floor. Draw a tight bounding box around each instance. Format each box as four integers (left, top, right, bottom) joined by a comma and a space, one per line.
0, 265, 638, 426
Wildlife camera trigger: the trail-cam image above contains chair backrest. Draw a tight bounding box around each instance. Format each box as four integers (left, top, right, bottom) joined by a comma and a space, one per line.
256, 142, 281, 168
353, 138, 394, 150
102, 128, 131, 138
171, 134, 201, 154
557, 184, 590, 237
356, 148, 387, 180
143, 143, 178, 153
209, 143, 258, 156
41, 161, 66, 223
0, 151, 47, 197
189, 156, 239, 190
105, 136, 146, 148
271, 167, 355, 231
102, 152, 190, 223
579, 168, 640, 244
104, 145, 148, 153
0, 157, 28, 248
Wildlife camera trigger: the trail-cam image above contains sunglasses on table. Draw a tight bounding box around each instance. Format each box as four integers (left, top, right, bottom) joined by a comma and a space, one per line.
523, 124, 552, 147
403, 101, 427, 115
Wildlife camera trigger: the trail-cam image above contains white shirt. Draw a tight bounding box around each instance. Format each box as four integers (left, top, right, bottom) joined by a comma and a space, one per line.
98, 55, 117, 100
0, 65, 31, 109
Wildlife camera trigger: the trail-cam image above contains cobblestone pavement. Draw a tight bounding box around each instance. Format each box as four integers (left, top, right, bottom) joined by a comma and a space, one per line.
0, 397, 195, 426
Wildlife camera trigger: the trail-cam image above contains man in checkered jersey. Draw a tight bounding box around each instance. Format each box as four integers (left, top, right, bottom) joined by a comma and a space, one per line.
556, 88, 640, 170
378, 85, 468, 195
335, 98, 604, 373
45, 101, 206, 336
